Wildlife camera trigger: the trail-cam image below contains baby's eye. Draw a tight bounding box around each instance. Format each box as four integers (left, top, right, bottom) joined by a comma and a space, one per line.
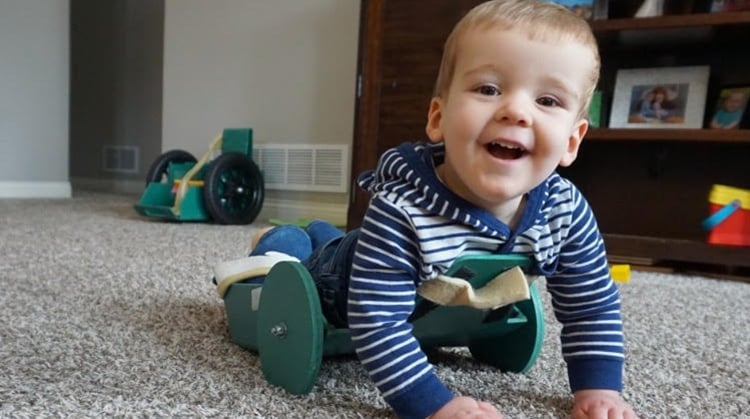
475, 85, 500, 96
537, 96, 561, 107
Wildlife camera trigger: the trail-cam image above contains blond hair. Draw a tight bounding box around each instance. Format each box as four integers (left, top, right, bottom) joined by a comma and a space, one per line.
433, 0, 600, 117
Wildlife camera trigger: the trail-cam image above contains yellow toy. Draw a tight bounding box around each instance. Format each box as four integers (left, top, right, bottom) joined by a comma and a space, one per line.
610, 264, 631, 283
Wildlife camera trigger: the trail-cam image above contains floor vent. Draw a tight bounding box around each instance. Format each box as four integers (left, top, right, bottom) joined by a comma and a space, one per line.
103, 145, 139, 174
252, 144, 349, 193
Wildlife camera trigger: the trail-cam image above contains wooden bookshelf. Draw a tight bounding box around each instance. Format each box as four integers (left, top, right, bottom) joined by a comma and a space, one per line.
574, 11, 750, 273
590, 11, 750, 32
586, 128, 750, 143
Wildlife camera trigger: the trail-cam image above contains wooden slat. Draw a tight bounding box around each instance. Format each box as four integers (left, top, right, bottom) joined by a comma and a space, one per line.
590, 11, 750, 32
586, 129, 750, 143
604, 234, 750, 268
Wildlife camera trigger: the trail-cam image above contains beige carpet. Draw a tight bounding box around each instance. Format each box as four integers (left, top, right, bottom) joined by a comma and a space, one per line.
1, 192, 748, 418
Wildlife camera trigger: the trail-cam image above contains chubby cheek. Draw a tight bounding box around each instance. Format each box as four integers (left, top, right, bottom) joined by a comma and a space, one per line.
539, 122, 577, 153
444, 101, 485, 141
536, 135, 567, 156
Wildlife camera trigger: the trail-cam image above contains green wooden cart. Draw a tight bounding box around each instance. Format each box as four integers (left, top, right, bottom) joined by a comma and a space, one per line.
220, 254, 545, 394
135, 128, 264, 225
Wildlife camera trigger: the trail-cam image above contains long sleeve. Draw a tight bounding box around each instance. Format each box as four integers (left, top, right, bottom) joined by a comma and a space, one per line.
544, 186, 624, 392
347, 197, 453, 419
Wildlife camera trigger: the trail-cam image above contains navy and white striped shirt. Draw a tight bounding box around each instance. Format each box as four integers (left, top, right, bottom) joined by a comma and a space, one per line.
348, 142, 624, 419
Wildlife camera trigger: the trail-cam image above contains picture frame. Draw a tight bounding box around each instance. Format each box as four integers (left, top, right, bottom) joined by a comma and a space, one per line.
633, 0, 664, 17
707, 86, 750, 130
608, 66, 710, 129
710, 0, 750, 12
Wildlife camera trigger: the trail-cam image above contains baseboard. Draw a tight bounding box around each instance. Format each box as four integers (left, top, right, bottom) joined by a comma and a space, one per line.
0, 181, 72, 198
258, 198, 348, 227
71, 177, 143, 195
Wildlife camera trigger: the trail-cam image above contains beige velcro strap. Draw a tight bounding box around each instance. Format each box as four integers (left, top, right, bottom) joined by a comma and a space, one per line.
416, 266, 532, 309
214, 252, 299, 297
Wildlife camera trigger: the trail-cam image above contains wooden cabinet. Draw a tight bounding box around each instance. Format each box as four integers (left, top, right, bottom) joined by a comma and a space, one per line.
349, 2, 750, 273
562, 12, 750, 272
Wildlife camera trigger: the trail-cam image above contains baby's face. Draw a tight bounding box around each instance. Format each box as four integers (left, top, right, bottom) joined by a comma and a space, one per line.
725, 93, 746, 112
425, 27, 593, 219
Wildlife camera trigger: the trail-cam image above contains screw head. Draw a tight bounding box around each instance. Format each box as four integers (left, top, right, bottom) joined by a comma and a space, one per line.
270, 322, 287, 339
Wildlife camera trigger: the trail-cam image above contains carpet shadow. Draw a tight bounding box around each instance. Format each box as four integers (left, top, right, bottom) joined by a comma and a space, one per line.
121, 297, 568, 418
425, 347, 572, 416
510, 389, 572, 415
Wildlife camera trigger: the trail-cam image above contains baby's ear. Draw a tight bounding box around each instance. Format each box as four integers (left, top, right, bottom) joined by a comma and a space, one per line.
559, 118, 589, 167
425, 98, 444, 143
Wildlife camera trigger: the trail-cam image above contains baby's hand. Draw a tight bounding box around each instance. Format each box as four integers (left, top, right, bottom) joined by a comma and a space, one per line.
572, 389, 638, 419
430, 396, 503, 419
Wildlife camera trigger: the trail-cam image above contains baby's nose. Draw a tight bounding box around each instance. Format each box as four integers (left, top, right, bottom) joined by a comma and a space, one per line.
494, 95, 532, 126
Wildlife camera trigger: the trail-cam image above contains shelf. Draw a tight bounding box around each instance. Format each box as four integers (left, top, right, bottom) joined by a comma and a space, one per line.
584, 12, 750, 276
586, 128, 750, 143
590, 11, 750, 32
604, 234, 750, 268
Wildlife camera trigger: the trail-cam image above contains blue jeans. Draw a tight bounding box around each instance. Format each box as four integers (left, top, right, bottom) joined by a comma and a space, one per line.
250, 220, 359, 328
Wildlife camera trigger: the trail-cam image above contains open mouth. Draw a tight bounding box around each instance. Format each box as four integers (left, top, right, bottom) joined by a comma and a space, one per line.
486, 141, 526, 160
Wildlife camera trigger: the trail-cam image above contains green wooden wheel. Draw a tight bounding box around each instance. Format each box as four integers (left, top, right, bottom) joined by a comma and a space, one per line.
468, 282, 545, 373
202, 152, 265, 225
144, 149, 196, 185
257, 262, 324, 394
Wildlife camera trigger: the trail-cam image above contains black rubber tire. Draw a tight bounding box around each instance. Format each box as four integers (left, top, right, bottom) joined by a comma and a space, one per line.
202, 152, 265, 225
144, 150, 197, 184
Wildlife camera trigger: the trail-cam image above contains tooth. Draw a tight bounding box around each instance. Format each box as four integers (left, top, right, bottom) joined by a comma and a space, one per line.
490, 141, 523, 150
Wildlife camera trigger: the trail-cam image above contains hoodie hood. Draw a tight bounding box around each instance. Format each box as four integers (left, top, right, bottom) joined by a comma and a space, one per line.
358, 142, 550, 239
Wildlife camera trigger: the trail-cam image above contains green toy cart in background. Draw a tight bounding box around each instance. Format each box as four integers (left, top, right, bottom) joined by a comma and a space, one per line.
220, 254, 545, 395
135, 128, 264, 225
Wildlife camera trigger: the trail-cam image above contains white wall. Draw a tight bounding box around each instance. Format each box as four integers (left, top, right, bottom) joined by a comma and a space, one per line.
0, 0, 71, 198
162, 0, 360, 154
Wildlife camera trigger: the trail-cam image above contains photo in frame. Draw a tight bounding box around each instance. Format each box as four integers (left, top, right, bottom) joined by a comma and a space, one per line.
708, 86, 750, 129
609, 66, 710, 129
543, 0, 596, 19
